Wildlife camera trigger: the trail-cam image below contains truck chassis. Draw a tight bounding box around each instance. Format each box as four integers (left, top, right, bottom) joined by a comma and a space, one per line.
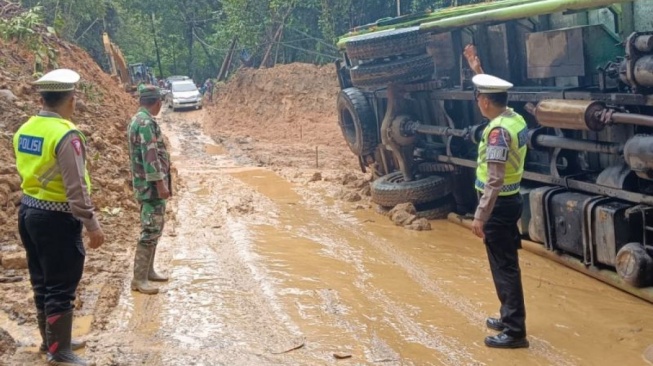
335, 0, 653, 301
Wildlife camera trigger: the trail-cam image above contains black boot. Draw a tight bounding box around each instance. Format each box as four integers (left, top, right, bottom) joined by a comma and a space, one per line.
46, 310, 91, 365
485, 332, 529, 349
485, 317, 506, 332
38, 310, 86, 354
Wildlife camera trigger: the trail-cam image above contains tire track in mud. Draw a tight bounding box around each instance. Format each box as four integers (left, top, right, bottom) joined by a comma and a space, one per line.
291, 229, 479, 365
232, 171, 484, 365
153, 117, 320, 364
162, 113, 572, 365
291, 185, 578, 366
92, 114, 324, 365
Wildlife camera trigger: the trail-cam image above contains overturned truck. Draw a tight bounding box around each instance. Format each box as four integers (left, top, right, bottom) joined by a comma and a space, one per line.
335, 0, 653, 300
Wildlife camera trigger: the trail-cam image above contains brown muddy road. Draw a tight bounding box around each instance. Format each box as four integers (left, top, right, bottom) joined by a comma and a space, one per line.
79, 110, 653, 365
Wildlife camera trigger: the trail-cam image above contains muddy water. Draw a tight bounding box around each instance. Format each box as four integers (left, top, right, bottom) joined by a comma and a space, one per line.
94, 110, 653, 366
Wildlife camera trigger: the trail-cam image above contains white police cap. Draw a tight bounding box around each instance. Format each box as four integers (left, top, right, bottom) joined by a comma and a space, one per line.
34, 69, 80, 92
472, 74, 513, 94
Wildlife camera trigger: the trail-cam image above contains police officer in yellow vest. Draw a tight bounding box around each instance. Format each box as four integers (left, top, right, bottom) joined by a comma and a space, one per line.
14, 69, 105, 365
469, 71, 529, 348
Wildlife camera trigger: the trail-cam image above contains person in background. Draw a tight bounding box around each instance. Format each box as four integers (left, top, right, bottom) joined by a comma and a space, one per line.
204, 78, 214, 102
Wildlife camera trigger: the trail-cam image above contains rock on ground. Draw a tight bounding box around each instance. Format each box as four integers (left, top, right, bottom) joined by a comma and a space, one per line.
0, 327, 16, 358
388, 203, 432, 231
0, 89, 17, 102
308, 172, 322, 182
340, 190, 362, 203
1, 252, 27, 269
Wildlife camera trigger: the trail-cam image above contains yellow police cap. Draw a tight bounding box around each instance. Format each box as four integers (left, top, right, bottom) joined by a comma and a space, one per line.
472, 74, 513, 93
34, 69, 80, 92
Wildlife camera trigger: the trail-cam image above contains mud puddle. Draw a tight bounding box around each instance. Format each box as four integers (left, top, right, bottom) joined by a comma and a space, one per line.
90, 110, 653, 366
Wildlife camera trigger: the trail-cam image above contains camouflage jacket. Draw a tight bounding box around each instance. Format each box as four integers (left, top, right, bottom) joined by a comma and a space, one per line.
127, 107, 171, 201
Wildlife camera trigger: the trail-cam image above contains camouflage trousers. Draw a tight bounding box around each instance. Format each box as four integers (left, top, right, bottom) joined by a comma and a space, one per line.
138, 199, 167, 247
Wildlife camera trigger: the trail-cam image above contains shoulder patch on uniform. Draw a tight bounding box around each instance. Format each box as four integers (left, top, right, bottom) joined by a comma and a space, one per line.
71, 138, 82, 155
17, 135, 44, 156
488, 128, 510, 147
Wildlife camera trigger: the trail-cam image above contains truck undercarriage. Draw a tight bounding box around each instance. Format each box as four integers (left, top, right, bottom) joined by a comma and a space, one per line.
335, 0, 653, 301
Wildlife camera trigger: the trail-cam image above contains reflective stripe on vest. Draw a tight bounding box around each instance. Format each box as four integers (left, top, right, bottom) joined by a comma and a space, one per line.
13, 115, 91, 203
475, 109, 527, 196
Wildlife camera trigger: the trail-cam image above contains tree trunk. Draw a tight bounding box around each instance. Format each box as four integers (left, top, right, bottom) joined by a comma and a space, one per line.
217, 37, 238, 81
260, 6, 294, 69
195, 29, 219, 73
187, 25, 194, 78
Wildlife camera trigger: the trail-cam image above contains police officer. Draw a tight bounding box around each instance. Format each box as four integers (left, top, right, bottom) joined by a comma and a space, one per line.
127, 85, 171, 295
14, 69, 105, 365
464, 45, 529, 349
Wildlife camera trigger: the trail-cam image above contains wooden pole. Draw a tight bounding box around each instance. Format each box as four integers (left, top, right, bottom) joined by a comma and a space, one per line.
151, 13, 164, 78
217, 37, 237, 81
260, 6, 294, 69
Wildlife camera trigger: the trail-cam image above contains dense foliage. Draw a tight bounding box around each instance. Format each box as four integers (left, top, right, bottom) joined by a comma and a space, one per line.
16, 0, 493, 82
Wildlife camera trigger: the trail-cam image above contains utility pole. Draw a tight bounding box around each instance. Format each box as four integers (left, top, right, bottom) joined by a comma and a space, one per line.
151, 12, 164, 79
397, 0, 401, 16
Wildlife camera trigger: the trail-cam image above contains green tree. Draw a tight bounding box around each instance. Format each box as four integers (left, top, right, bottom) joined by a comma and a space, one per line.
15, 0, 495, 81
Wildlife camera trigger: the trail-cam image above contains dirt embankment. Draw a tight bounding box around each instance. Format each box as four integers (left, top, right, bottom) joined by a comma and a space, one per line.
0, 22, 139, 359
205, 63, 357, 170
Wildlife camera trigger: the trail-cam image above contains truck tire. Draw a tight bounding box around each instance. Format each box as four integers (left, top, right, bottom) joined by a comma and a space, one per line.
345, 27, 428, 61
337, 88, 378, 156
371, 171, 452, 207
350, 54, 435, 89
374, 195, 455, 220
616, 243, 653, 287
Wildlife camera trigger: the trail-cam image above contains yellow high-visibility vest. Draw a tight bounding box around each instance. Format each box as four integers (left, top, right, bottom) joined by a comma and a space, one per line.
476, 109, 528, 196
14, 115, 91, 202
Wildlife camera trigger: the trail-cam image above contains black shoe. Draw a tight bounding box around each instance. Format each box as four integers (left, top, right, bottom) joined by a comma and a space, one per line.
485, 332, 529, 349
486, 317, 505, 332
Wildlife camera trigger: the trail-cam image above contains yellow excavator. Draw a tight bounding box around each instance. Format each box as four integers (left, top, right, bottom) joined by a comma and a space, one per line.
102, 32, 154, 93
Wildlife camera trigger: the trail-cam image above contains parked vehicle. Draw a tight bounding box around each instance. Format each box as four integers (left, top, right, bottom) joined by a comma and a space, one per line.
166, 80, 202, 111
334, 0, 653, 299
165, 75, 191, 85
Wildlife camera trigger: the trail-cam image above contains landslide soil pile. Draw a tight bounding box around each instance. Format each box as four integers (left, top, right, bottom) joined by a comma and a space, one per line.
207, 63, 344, 147
205, 63, 359, 171
0, 41, 138, 240
0, 9, 139, 359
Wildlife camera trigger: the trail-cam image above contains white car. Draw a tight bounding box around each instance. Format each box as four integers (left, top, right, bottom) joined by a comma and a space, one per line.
166, 80, 202, 111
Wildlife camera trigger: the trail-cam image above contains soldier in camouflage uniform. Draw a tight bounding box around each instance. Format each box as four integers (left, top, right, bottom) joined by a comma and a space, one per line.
127, 85, 171, 295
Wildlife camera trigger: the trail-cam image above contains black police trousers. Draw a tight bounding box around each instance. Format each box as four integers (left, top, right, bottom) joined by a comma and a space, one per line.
483, 194, 526, 337
18, 205, 85, 316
